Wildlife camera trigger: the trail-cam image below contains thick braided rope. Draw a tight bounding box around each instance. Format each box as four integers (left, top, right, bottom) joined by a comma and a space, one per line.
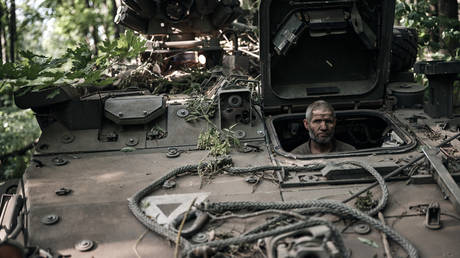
332, 160, 389, 216
241, 161, 388, 236
200, 200, 418, 258
224, 161, 387, 215
297, 206, 418, 258
224, 163, 325, 174
243, 207, 322, 235
184, 218, 349, 258
128, 160, 415, 257
128, 164, 199, 250
127, 157, 233, 251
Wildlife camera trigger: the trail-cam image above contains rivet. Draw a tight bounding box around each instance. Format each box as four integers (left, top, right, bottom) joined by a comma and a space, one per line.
41, 214, 59, 225
75, 239, 95, 252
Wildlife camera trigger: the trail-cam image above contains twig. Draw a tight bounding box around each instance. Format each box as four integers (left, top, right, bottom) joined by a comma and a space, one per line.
133, 229, 148, 258
378, 212, 393, 258
174, 197, 197, 258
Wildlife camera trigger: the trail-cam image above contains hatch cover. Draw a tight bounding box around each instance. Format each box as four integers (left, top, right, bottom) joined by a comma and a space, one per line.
104, 95, 166, 125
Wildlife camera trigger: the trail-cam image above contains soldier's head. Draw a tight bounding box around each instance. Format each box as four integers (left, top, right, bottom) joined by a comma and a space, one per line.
304, 100, 336, 144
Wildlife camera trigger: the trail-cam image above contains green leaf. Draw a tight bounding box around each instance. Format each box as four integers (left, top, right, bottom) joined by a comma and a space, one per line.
0, 63, 23, 79
357, 237, 379, 248
93, 77, 116, 87
19, 50, 47, 60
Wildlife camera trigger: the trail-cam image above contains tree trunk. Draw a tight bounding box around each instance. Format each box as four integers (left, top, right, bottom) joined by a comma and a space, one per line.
0, 2, 3, 64
85, 0, 99, 55
438, 0, 459, 56
111, 0, 120, 38
428, 0, 440, 45
438, 0, 458, 19
8, 0, 15, 62
2, 0, 8, 63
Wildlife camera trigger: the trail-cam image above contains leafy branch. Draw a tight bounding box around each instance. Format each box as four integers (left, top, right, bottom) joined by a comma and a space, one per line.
184, 92, 241, 157
395, 0, 460, 60
197, 127, 240, 157
0, 30, 147, 96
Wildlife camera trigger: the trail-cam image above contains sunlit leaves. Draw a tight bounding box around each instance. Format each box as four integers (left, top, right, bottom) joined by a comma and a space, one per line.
0, 107, 40, 179
65, 43, 93, 72
0, 30, 146, 94
98, 30, 147, 64
395, 0, 460, 60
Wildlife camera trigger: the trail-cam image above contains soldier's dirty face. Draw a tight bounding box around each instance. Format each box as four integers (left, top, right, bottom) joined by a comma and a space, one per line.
304, 109, 336, 144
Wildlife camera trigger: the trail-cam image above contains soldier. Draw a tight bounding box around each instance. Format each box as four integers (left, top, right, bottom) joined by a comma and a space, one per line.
291, 100, 355, 154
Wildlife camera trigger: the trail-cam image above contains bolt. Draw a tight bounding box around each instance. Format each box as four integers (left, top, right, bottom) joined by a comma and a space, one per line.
41, 214, 59, 225
143, 110, 148, 115
118, 112, 123, 117
166, 148, 180, 158
75, 239, 95, 252
129, 138, 134, 143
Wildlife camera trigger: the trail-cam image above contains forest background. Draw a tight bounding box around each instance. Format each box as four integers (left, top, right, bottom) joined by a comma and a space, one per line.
0, 0, 459, 179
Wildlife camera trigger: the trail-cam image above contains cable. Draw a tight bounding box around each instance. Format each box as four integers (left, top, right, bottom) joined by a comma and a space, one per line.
127, 158, 417, 258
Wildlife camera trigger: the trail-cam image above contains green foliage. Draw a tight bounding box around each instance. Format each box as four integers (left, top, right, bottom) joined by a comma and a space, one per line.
395, 0, 460, 60
0, 30, 145, 179
39, 0, 120, 56
241, 0, 260, 11
354, 191, 378, 212
98, 29, 147, 63
151, 69, 211, 95
15, 2, 47, 55
197, 127, 240, 157
0, 30, 146, 94
0, 107, 40, 179
185, 96, 216, 123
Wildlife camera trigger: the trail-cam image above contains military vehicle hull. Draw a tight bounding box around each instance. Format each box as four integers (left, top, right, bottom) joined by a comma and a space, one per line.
14, 106, 460, 257
2, 0, 460, 257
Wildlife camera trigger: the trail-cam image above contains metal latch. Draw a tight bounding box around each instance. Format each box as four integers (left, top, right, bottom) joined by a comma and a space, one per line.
425, 202, 442, 230
170, 209, 210, 238
422, 147, 460, 214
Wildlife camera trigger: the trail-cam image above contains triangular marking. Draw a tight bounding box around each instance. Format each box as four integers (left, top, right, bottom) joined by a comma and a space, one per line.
141, 192, 210, 225
157, 203, 181, 217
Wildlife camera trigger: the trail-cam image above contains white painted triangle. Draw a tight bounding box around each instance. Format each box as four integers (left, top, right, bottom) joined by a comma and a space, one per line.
140, 192, 210, 225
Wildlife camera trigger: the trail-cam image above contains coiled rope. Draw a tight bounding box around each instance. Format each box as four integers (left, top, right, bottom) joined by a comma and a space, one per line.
127, 159, 417, 258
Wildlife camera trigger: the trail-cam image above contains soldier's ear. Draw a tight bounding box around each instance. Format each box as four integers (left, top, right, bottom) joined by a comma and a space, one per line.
303, 119, 309, 130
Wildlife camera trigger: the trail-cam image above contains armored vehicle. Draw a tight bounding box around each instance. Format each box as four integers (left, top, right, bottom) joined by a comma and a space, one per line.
2, 0, 460, 257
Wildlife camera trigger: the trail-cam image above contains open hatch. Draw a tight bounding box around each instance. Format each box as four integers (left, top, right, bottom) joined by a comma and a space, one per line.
260, 0, 395, 113
267, 110, 416, 159
259, 0, 416, 157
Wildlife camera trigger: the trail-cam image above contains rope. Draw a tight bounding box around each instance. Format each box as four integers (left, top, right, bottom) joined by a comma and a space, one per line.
332, 161, 389, 216
199, 200, 417, 258
127, 158, 417, 258
184, 218, 349, 257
